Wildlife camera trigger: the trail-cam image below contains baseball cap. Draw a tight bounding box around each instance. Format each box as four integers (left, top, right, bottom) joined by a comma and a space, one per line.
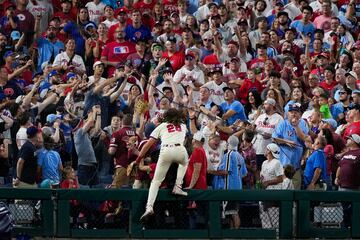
349, 104, 360, 111
288, 102, 302, 112
208, 2, 218, 8
275, 1, 284, 6
162, 66, 173, 74
185, 51, 195, 58
230, 57, 240, 62
115, 7, 127, 16
264, 98, 276, 106
93, 61, 104, 68
202, 31, 213, 40
193, 131, 205, 142
284, 27, 297, 34
223, 86, 234, 93
26, 126, 40, 138
347, 134, 360, 145
238, 19, 248, 26
321, 118, 337, 129
41, 61, 49, 70
85, 22, 97, 30
352, 89, 360, 95
267, 143, 280, 159
170, 11, 179, 18
3, 88, 14, 97
316, 52, 330, 59
345, 71, 358, 80
46, 114, 61, 123
166, 36, 177, 44
3, 51, 14, 59
151, 42, 164, 51
10, 31, 21, 41
66, 72, 76, 81
4, 2, 15, 10
227, 135, 239, 150
211, 67, 223, 74
256, 43, 267, 49
48, 70, 59, 78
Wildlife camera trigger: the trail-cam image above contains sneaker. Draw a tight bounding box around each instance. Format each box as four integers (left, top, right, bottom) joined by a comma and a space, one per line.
172, 185, 188, 196
140, 206, 154, 222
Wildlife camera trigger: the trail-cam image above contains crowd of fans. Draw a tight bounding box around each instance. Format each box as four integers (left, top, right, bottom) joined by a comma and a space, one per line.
0, 0, 359, 227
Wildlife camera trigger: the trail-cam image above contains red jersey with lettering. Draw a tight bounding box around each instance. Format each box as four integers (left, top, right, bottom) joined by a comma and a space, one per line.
110, 127, 138, 168
133, 0, 156, 12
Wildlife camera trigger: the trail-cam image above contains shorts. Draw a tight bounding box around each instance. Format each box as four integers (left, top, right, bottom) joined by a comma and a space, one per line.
256, 154, 267, 170
223, 201, 239, 216
77, 164, 99, 187
112, 167, 129, 188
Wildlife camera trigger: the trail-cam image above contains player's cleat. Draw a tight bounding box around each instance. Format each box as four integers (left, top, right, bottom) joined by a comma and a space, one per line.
140, 206, 154, 222
172, 185, 188, 196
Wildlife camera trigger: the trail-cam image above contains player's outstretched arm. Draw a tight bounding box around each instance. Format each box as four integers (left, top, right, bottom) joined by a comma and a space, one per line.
135, 138, 157, 164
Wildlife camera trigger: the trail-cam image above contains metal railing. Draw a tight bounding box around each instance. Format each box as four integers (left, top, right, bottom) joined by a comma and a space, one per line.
1, 188, 360, 239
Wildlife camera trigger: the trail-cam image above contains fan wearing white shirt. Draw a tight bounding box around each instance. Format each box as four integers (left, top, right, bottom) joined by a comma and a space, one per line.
85, 0, 106, 25
202, 67, 227, 105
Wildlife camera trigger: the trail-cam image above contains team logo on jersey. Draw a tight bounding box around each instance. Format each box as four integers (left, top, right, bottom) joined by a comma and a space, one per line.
114, 46, 129, 54
287, 130, 294, 137
17, 14, 25, 21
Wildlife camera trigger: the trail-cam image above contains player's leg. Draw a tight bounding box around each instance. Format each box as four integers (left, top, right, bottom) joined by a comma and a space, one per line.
141, 149, 172, 221
173, 147, 189, 196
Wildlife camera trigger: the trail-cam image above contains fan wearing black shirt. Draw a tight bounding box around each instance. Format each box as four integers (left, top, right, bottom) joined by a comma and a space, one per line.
13, 126, 43, 188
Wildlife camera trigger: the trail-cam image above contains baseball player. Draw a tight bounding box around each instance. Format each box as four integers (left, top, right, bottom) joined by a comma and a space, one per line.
135, 108, 189, 222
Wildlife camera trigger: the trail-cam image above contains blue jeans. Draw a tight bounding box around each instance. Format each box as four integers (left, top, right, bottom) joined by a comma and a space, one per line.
77, 165, 99, 187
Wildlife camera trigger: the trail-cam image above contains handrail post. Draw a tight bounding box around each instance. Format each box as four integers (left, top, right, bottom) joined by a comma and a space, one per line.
209, 201, 221, 238
130, 200, 143, 238
57, 199, 70, 237
296, 198, 311, 238
42, 198, 54, 237
279, 200, 293, 239
352, 201, 360, 238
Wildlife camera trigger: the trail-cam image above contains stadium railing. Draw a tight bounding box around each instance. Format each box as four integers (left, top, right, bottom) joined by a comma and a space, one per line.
1, 188, 360, 239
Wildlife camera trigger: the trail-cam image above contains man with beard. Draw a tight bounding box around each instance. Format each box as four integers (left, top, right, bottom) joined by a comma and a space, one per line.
101, 26, 136, 76
35, 25, 64, 72
0, 33, 10, 65
124, 9, 151, 43
157, 19, 182, 46
108, 7, 129, 42
253, 98, 283, 173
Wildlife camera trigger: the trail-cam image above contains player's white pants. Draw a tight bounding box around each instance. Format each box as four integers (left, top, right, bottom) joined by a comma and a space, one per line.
146, 145, 189, 208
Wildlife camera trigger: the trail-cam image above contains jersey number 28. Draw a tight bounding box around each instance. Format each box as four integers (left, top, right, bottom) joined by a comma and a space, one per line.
167, 124, 182, 133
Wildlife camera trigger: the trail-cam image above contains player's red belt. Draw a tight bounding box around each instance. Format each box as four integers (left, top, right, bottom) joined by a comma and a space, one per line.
162, 143, 181, 147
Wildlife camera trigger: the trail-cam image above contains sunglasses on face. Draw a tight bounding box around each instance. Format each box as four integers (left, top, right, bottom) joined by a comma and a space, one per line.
185, 56, 194, 61
203, 39, 213, 42
263, 116, 268, 125
339, 91, 347, 95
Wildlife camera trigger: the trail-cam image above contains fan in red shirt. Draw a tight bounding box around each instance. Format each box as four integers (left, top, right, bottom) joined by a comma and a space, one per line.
237, 69, 263, 105
162, 35, 185, 72
101, 26, 136, 76
108, 8, 130, 42
319, 65, 337, 92
342, 104, 360, 139
53, 0, 75, 22
185, 132, 208, 190
133, 0, 156, 12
